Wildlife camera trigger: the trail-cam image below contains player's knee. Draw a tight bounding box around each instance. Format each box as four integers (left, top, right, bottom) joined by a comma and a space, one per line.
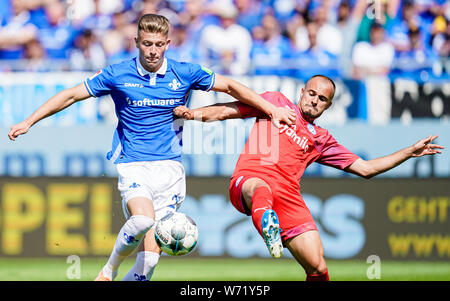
115, 215, 155, 256
305, 256, 327, 275
242, 178, 271, 200
316, 259, 328, 275
128, 215, 155, 240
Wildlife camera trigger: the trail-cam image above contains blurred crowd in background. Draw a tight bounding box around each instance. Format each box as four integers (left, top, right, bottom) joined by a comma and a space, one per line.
0, 0, 448, 81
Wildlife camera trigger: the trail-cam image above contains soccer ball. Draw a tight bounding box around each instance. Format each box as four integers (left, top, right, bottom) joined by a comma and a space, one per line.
154, 212, 198, 256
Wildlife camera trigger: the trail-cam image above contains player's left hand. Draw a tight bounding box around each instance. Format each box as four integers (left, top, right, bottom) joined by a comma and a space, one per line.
270, 106, 296, 128
173, 106, 193, 120
411, 135, 444, 157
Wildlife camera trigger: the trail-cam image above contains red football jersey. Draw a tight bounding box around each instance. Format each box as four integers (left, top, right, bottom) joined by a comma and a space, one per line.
233, 91, 360, 189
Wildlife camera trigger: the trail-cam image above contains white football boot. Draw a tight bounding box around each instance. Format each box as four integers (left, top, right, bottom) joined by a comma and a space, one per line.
261, 209, 284, 258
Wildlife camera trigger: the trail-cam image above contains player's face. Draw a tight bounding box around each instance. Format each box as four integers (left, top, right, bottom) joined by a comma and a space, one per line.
135, 30, 170, 72
298, 77, 334, 123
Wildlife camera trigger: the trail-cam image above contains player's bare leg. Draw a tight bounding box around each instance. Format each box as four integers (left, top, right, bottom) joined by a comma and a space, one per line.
284, 230, 329, 281
242, 178, 284, 258
95, 197, 155, 281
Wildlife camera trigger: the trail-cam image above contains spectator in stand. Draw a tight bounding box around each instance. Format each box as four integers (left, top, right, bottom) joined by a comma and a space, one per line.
9, 0, 50, 29
290, 2, 343, 56
0, 0, 38, 59
356, 0, 400, 43
0, 0, 11, 22
414, 0, 448, 25
23, 38, 47, 71
250, 13, 293, 76
119, 23, 139, 58
123, 0, 140, 11
388, 0, 430, 53
198, 0, 252, 75
270, 0, 298, 26
250, 25, 266, 44
101, 10, 136, 64
291, 20, 340, 79
24, 37, 45, 58
336, 0, 368, 77
287, 11, 309, 52
432, 20, 450, 75
138, 0, 161, 15
392, 25, 440, 81
67, 0, 122, 25
38, 1, 80, 59
353, 22, 395, 126
352, 22, 394, 79
81, 0, 114, 37
429, 2, 449, 59
166, 23, 202, 63
69, 28, 106, 71
312, 3, 343, 56
234, 0, 265, 32
178, 0, 215, 46
429, 4, 448, 39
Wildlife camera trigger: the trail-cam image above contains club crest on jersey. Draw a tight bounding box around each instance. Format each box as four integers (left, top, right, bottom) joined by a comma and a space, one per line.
169, 79, 181, 91
307, 124, 316, 135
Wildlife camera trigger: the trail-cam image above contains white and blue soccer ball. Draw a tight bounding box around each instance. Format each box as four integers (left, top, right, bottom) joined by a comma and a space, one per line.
154, 212, 198, 256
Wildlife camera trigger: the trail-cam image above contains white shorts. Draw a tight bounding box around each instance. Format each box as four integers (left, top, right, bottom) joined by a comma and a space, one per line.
117, 160, 186, 221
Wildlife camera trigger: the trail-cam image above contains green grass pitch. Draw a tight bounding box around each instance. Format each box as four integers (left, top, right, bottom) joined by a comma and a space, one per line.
0, 257, 449, 281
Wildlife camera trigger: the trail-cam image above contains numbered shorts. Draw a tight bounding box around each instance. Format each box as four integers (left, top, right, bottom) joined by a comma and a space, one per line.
117, 160, 186, 221
229, 173, 317, 243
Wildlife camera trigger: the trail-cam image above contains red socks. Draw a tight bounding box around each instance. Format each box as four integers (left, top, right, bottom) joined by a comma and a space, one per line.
250, 186, 274, 237
306, 270, 330, 281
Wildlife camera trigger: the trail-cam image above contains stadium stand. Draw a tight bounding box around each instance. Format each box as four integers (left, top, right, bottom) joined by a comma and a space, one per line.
0, 0, 447, 79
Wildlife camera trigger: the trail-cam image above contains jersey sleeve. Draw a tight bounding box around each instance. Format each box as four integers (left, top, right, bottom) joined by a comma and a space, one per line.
84, 65, 115, 97
188, 63, 215, 91
315, 131, 360, 170
234, 102, 266, 118
235, 91, 283, 118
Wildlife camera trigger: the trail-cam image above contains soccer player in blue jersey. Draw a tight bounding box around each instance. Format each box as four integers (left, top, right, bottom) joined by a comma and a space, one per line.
8, 14, 296, 281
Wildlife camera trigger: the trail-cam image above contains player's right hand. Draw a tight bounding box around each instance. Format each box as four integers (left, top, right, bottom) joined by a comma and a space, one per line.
270, 106, 296, 128
8, 120, 32, 141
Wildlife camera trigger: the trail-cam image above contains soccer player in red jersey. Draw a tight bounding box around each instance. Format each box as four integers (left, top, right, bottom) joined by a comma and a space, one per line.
174, 75, 444, 281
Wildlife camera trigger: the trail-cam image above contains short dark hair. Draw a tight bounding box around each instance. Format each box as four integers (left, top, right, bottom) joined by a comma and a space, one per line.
309, 74, 336, 92
370, 21, 384, 32
408, 25, 420, 37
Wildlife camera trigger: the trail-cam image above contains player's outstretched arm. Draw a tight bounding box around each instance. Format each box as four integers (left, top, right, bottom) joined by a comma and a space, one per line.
8, 83, 91, 141
345, 135, 444, 179
211, 74, 295, 128
173, 103, 242, 122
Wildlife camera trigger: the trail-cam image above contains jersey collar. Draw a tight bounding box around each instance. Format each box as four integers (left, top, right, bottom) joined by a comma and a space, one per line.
136, 57, 168, 77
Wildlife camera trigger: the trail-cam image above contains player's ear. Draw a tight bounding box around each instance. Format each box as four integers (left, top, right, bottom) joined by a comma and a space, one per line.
165, 39, 171, 50
299, 87, 304, 100
135, 36, 139, 48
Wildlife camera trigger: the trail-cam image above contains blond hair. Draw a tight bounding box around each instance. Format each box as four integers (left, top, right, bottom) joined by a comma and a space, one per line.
137, 14, 170, 37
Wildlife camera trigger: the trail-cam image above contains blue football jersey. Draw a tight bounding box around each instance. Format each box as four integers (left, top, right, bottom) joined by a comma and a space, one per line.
84, 57, 215, 163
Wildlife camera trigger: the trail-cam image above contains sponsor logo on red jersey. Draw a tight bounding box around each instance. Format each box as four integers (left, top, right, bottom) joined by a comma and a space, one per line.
279, 124, 309, 153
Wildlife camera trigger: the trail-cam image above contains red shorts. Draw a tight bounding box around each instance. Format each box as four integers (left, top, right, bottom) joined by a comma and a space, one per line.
229, 173, 317, 243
